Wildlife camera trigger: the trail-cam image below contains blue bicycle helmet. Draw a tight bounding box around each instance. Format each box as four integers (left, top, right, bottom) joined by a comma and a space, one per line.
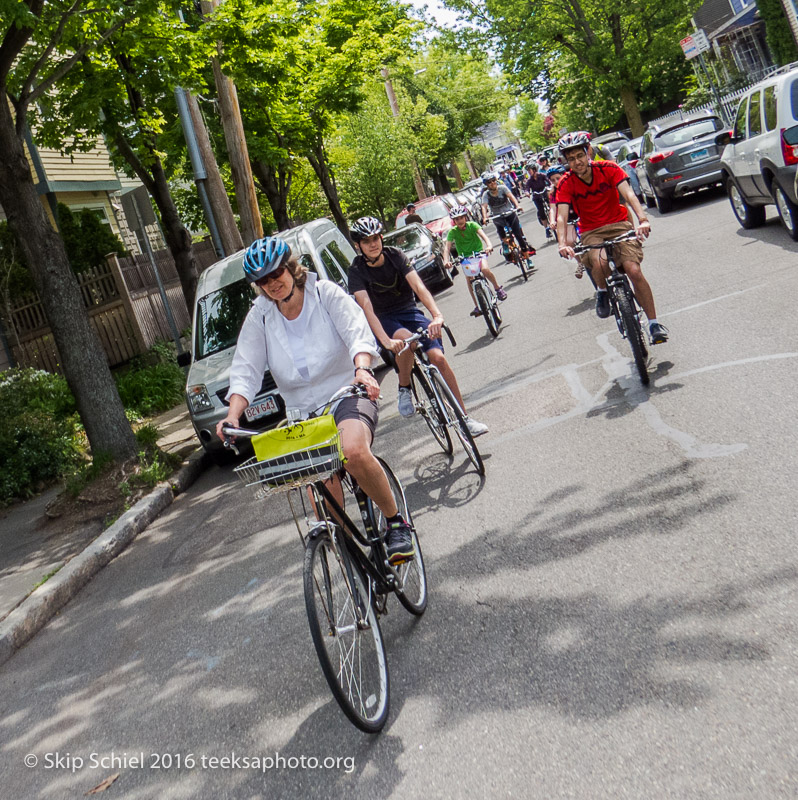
546, 165, 566, 176
243, 237, 290, 282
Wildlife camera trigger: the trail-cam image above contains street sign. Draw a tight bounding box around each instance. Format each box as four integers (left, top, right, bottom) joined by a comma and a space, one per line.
680, 29, 710, 60
120, 185, 156, 232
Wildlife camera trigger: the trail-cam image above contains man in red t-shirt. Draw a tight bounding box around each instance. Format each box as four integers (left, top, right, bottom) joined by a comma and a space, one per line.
555, 131, 668, 344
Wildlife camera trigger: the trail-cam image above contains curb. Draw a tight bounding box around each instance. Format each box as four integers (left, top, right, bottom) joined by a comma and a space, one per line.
0, 448, 209, 669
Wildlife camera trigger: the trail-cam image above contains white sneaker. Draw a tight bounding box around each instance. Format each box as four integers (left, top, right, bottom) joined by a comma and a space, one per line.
464, 417, 489, 437
397, 386, 415, 417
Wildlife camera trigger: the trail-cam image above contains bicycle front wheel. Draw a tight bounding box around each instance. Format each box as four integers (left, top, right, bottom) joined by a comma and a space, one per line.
614, 286, 650, 385
514, 249, 529, 281
367, 457, 427, 616
304, 532, 390, 732
475, 280, 499, 337
411, 365, 452, 455
430, 370, 485, 475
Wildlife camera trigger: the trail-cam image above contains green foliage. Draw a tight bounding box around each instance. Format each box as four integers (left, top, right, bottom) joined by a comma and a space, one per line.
0, 221, 34, 303
114, 341, 186, 418
56, 204, 125, 273
467, 145, 496, 174
0, 369, 82, 505
758, 0, 798, 66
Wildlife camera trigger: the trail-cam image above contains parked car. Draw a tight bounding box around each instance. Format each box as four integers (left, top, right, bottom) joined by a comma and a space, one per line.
383, 223, 453, 291
591, 131, 630, 158
635, 114, 726, 213
395, 194, 456, 239
718, 64, 798, 240
616, 137, 645, 200
178, 218, 358, 462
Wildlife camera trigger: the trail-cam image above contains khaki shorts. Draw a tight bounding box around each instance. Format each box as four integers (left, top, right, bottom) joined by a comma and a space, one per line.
581, 220, 644, 265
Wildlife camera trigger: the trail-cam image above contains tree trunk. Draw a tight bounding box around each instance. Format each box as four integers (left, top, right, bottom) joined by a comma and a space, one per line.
430, 164, 450, 196
0, 109, 137, 461
252, 160, 291, 231
619, 84, 645, 138
306, 137, 350, 239
464, 150, 477, 180
451, 160, 464, 189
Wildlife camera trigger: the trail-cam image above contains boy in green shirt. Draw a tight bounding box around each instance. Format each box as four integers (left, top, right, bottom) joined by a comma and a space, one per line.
443, 206, 507, 315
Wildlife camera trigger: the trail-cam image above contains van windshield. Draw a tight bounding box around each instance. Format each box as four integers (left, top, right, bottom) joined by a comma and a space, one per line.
195, 278, 254, 359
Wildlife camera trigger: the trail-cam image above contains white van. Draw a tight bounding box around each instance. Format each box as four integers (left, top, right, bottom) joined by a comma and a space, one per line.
179, 219, 357, 462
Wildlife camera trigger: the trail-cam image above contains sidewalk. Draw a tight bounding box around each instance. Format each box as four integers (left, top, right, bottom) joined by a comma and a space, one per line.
0, 405, 206, 650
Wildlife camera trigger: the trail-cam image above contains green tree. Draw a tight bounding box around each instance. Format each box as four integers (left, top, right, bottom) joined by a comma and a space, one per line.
0, 0, 138, 462
56, 204, 125, 273
33, 4, 208, 309
445, 0, 699, 136
759, 0, 798, 66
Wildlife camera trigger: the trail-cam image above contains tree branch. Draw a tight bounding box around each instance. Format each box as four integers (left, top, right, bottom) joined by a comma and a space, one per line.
0, 0, 44, 84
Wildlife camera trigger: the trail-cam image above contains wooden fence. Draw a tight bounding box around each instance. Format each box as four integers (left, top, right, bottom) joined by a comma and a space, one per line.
3, 238, 221, 373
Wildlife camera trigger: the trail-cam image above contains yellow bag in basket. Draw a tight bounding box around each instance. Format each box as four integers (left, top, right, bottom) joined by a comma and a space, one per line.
252, 414, 340, 463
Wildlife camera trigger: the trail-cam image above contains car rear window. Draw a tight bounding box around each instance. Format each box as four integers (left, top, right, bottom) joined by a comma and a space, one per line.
195, 279, 254, 359
764, 86, 777, 132
791, 77, 798, 121
655, 118, 723, 146
748, 91, 762, 137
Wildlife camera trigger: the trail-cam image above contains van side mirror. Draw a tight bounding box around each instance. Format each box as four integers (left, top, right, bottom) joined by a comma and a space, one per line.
177, 350, 192, 368
715, 131, 733, 148
628, 151, 640, 161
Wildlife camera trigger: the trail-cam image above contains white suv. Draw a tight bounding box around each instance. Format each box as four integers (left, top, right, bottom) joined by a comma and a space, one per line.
719, 63, 798, 240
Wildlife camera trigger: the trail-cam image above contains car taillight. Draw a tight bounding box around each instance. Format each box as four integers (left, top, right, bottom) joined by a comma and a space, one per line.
781, 128, 798, 166
648, 151, 674, 164
629, 159, 638, 169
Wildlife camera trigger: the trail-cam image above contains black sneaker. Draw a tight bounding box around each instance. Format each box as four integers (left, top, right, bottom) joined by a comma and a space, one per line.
595, 291, 611, 319
649, 322, 669, 344
385, 519, 415, 564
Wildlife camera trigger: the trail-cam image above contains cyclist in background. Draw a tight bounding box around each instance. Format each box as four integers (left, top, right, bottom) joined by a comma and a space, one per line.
555, 131, 669, 344
524, 164, 552, 240
480, 171, 536, 260
348, 216, 489, 437
443, 205, 506, 316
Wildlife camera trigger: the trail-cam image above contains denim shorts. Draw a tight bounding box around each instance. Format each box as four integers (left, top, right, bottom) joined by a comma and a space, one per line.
377, 307, 443, 352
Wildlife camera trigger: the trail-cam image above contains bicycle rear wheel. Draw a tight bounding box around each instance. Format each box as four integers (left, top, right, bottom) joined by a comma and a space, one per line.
304, 531, 390, 732
366, 457, 427, 616
411, 364, 452, 454
430, 369, 485, 475
514, 249, 529, 281
475, 281, 499, 337
614, 286, 650, 385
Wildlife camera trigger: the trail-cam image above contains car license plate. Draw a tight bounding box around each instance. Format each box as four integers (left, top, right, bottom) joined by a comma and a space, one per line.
690, 148, 709, 162
244, 396, 278, 421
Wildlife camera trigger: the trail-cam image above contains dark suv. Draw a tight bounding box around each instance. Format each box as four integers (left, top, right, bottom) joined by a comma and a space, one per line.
635, 114, 726, 213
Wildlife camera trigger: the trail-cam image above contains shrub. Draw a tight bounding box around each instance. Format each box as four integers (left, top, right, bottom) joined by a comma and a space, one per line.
0, 369, 82, 505
115, 341, 186, 418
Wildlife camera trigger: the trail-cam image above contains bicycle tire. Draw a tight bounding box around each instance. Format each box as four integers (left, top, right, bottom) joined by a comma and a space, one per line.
366, 457, 427, 616
475, 280, 499, 337
430, 369, 485, 475
614, 286, 650, 385
304, 531, 390, 732
514, 249, 529, 281
491, 294, 502, 328
411, 365, 452, 454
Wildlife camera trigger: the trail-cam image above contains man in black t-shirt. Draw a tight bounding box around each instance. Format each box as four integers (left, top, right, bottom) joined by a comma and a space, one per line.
348, 216, 488, 436
404, 203, 423, 225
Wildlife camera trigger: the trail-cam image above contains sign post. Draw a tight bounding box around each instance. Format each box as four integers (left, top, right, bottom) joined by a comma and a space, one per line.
680, 29, 728, 125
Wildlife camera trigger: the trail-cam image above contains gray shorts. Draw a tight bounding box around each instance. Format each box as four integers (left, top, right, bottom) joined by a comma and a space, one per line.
333, 395, 379, 442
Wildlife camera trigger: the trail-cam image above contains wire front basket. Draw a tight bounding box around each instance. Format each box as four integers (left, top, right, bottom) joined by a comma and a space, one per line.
233, 432, 343, 499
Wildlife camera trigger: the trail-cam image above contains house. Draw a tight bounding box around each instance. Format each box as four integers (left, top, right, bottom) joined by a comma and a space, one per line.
693, 0, 774, 82
470, 122, 522, 163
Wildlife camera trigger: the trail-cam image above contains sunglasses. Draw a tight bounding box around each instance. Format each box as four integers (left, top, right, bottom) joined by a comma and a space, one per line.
255, 265, 288, 286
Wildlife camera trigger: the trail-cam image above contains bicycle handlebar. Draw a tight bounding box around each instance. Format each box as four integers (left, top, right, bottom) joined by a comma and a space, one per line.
397, 324, 456, 355
221, 384, 370, 447
571, 229, 640, 256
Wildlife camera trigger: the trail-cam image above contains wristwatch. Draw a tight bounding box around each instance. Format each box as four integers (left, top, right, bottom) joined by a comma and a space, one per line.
355, 366, 376, 378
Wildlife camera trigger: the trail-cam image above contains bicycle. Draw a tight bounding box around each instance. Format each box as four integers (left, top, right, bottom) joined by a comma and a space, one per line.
488, 211, 533, 282
531, 188, 551, 237
222, 384, 427, 733
453, 251, 502, 338
572, 230, 650, 385
398, 327, 485, 475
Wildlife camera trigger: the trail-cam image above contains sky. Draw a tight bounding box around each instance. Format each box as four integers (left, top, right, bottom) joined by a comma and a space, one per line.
407, 0, 464, 32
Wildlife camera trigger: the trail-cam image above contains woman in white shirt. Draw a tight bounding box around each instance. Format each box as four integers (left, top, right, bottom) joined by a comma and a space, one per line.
216, 237, 415, 563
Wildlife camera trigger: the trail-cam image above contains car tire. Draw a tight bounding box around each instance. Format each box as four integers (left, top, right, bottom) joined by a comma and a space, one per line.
773, 183, 798, 241
654, 190, 673, 214
727, 180, 766, 229
643, 189, 656, 209
439, 272, 454, 290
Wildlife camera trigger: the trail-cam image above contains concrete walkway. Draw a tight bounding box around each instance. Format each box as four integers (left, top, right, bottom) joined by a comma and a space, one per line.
0, 405, 206, 660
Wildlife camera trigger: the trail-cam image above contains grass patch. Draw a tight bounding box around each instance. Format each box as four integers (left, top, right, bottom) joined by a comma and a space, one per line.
32, 565, 63, 591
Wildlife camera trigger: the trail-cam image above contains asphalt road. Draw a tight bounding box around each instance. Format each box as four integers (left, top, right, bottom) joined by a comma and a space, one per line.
2, 192, 797, 799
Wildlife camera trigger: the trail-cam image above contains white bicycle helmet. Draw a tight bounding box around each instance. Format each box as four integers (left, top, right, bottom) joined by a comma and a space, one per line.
350, 216, 384, 243
481, 171, 499, 185
449, 205, 470, 219
557, 131, 591, 153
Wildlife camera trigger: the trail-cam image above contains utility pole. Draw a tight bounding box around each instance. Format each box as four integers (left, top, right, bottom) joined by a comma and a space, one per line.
186, 91, 243, 256
201, 0, 263, 247
381, 68, 427, 200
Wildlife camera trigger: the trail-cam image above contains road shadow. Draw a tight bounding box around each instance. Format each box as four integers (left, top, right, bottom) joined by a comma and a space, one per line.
564, 296, 595, 317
